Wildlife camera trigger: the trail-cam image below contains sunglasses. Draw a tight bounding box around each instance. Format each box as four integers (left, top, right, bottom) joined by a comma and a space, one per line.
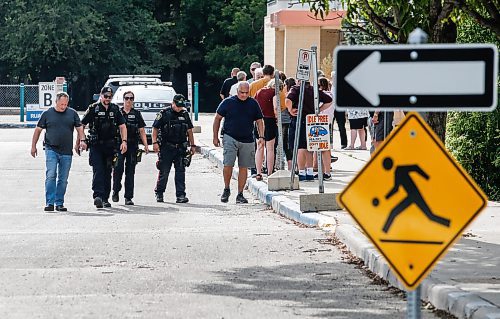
124, 96, 134, 101
103, 95, 112, 99
251, 68, 256, 71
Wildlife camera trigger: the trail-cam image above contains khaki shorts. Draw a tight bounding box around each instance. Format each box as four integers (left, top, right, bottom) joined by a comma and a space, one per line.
222, 134, 256, 168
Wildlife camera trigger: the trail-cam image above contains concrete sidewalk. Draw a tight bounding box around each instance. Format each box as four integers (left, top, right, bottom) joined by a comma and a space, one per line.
2, 112, 499, 318
193, 113, 500, 319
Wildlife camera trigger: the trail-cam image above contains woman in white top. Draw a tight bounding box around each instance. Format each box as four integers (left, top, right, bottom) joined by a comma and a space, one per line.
346, 109, 369, 150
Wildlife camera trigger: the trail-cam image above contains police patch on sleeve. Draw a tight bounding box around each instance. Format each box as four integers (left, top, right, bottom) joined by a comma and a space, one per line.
156, 113, 162, 120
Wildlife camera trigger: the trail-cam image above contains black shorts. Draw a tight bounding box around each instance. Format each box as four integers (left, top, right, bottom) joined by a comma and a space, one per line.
349, 117, 368, 130
375, 112, 394, 141
263, 117, 278, 141
298, 120, 308, 149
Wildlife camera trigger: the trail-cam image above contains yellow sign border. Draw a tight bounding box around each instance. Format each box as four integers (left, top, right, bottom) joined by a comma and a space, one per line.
338, 112, 488, 289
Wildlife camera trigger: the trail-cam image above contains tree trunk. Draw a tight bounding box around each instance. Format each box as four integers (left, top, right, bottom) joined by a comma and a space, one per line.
427, 19, 457, 142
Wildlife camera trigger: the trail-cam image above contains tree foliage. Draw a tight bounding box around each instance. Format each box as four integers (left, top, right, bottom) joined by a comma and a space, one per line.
446, 15, 500, 201
0, 0, 267, 110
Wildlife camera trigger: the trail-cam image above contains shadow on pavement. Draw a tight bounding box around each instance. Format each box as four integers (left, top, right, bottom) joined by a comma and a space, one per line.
194, 262, 411, 318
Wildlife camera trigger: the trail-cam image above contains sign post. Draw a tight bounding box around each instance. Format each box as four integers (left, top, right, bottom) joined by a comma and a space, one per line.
187, 73, 193, 119
274, 70, 284, 171
290, 49, 312, 190
310, 46, 324, 193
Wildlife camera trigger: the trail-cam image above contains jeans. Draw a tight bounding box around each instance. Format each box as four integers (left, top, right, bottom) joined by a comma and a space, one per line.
45, 148, 72, 206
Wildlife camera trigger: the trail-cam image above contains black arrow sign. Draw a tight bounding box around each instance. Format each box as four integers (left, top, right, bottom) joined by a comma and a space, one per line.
334, 44, 498, 111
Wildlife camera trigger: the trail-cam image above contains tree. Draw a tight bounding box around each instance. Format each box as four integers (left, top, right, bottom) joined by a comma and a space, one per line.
297, 0, 499, 141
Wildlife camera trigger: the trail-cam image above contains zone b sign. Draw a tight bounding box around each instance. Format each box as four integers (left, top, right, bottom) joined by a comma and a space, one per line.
334, 44, 498, 111
39, 82, 57, 109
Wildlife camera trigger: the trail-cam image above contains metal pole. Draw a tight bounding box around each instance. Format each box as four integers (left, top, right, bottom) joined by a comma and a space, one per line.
20, 83, 25, 122
407, 286, 421, 319
311, 46, 324, 193
274, 70, 284, 171
63, 82, 68, 93
290, 81, 305, 190
408, 28, 428, 121
194, 82, 199, 121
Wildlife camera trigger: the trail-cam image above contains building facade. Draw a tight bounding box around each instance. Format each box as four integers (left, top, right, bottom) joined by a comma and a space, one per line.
264, 0, 346, 78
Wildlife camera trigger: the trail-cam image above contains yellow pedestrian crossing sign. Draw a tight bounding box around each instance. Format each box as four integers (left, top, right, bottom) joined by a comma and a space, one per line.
338, 113, 487, 290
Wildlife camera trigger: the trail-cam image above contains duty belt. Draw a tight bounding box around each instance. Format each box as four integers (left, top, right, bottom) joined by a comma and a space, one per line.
163, 141, 186, 148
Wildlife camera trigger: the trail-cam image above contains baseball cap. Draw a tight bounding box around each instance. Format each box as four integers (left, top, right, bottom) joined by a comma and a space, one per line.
173, 94, 186, 107
100, 86, 113, 94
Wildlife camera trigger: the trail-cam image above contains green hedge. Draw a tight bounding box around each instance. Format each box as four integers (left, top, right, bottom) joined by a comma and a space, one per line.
446, 109, 500, 201
445, 14, 500, 201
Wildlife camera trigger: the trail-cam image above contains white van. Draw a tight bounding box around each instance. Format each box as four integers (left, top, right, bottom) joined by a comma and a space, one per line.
111, 84, 176, 144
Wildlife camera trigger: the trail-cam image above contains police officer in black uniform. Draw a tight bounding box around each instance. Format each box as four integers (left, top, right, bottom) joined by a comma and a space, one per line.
112, 90, 149, 205
81, 86, 127, 208
152, 94, 196, 203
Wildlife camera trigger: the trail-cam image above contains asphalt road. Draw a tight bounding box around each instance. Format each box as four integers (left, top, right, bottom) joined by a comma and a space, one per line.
0, 129, 445, 318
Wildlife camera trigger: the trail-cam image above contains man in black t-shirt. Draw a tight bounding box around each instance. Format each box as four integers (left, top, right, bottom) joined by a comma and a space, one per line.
219, 68, 239, 100
111, 90, 149, 205
31, 92, 86, 212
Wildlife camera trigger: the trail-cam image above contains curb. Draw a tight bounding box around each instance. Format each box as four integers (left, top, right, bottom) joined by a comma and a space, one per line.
0, 123, 36, 128
200, 145, 500, 319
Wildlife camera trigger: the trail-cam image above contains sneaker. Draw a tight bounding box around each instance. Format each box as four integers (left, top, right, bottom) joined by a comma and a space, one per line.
103, 201, 111, 208
55, 205, 67, 212
236, 192, 248, 204
94, 197, 103, 208
220, 188, 230, 203
323, 173, 332, 180
124, 198, 134, 205
313, 174, 319, 179
176, 196, 189, 203
156, 193, 164, 202
298, 174, 306, 181
44, 204, 54, 212
341, 145, 347, 149
112, 192, 119, 202
306, 174, 314, 181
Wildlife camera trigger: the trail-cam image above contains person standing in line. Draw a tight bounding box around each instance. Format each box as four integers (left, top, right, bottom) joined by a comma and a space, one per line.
111, 91, 149, 205
254, 79, 286, 180
331, 71, 348, 149
247, 62, 261, 84
285, 81, 332, 181
81, 86, 127, 208
229, 71, 247, 96
31, 92, 86, 212
345, 109, 370, 150
152, 94, 196, 204
219, 68, 239, 100
213, 81, 264, 204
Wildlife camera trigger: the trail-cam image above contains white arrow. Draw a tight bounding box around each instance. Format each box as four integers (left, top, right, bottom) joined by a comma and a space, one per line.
344, 51, 486, 106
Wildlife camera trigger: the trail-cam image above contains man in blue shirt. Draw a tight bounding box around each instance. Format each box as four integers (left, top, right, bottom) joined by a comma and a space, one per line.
213, 82, 264, 204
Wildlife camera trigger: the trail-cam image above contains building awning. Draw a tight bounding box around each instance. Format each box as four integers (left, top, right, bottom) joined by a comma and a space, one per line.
270, 10, 346, 28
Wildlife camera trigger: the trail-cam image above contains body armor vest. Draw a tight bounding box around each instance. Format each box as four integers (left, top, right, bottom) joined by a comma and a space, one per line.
160, 109, 189, 144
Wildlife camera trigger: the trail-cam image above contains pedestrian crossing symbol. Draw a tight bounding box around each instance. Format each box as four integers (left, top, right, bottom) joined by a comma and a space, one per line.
338, 113, 487, 290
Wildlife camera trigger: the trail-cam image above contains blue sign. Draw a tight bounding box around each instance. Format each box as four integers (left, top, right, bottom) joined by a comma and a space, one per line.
26, 111, 43, 121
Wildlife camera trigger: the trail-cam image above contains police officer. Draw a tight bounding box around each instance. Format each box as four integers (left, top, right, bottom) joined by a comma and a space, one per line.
81, 86, 127, 208
152, 94, 196, 203
111, 90, 149, 205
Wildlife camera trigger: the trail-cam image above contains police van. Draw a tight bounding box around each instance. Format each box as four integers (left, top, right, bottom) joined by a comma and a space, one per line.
93, 75, 163, 101
111, 83, 176, 144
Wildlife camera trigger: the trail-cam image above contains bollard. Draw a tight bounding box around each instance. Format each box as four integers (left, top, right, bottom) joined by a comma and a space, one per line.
194, 82, 199, 121
20, 83, 25, 122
